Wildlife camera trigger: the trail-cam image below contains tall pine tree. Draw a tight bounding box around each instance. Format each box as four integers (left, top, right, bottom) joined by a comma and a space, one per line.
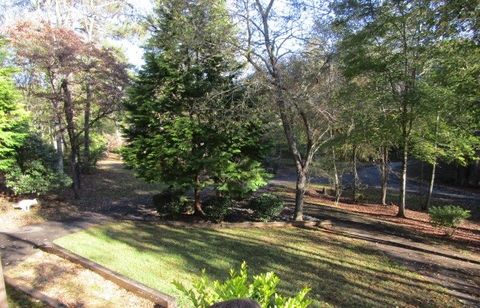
122, 0, 269, 215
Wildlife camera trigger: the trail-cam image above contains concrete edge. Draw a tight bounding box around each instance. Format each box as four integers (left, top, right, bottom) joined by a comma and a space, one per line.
4, 276, 67, 308
38, 243, 176, 308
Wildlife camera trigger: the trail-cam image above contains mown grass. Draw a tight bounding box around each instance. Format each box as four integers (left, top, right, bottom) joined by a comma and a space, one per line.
54, 222, 460, 307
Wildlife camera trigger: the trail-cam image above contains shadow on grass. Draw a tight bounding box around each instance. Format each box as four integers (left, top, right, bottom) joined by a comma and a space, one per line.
76, 222, 464, 307
277, 191, 480, 253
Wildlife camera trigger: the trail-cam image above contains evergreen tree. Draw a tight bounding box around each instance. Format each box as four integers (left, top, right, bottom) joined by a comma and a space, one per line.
0, 39, 28, 172
122, 0, 269, 215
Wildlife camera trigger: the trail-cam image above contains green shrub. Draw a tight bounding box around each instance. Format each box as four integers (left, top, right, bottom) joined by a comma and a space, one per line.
428, 205, 471, 234
248, 194, 284, 221
153, 189, 190, 218
6, 160, 72, 195
174, 261, 312, 308
15, 134, 57, 170
203, 196, 232, 222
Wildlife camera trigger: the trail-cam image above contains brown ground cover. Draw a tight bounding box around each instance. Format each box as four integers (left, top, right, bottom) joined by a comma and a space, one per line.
5, 250, 154, 308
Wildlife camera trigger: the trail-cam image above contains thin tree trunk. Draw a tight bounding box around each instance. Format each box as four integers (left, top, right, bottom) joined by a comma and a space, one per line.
83, 79, 92, 171
52, 100, 64, 173
398, 138, 408, 218
76, 149, 82, 188
332, 146, 341, 205
61, 79, 80, 199
425, 159, 437, 210
193, 174, 204, 216
380, 146, 388, 205
352, 145, 358, 202
54, 122, 64, 173
424, 113, 440, 210
294, 169, 307, 221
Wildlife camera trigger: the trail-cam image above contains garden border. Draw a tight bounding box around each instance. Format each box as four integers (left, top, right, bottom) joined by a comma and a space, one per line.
157, 219, 332, 229
38, 243, 176, 308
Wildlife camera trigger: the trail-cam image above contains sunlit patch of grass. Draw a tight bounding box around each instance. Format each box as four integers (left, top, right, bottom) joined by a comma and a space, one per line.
55, 222, 461, 307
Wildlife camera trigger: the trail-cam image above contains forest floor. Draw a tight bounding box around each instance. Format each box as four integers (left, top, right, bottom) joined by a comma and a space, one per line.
1, 155, 479, 306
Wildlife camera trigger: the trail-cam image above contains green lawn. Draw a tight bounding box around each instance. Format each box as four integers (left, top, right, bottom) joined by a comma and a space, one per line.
54, 222, 460, 307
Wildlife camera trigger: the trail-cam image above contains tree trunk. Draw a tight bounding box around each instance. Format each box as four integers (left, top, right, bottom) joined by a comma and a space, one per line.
424, 159, 436, 211
76, 149, 82, 188
294, 169, 307, 221
332, 146, 341, 205
352, 145, 358, 203
380, 146, 388, 205
193, 174, 204, 216
275, 93, 308, 221
54, 122, 64, 173
52, 100, 64, 173
61, 79, 80, 199
83, 80, 92, 172
424, 113, 440, 211
398, 138, 408, 218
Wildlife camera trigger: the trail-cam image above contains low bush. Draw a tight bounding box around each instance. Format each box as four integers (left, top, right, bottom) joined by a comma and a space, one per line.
202, 196, 232, 222
248, 193, 284, 221
428, 205, 471, 235
6, 161, 72, 196
153, 189, 190, 218
4, 134, 72, 196
174, 261, 312, 308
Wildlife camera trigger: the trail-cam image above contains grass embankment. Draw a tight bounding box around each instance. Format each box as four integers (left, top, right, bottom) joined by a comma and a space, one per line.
55, 222, 460, 307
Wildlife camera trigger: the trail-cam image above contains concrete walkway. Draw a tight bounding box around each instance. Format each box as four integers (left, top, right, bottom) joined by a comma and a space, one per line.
0, 213, 110, 267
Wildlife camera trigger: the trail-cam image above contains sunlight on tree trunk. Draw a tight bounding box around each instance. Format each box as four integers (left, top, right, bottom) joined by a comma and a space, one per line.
380, 146, 388, 205
398, 139, 408, 218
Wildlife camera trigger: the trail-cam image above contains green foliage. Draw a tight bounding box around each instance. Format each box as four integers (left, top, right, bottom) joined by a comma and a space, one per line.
3, 133, 71, 196
122, 0, 270, 213
6, 160, 72, 195
428, 205, 471, 231
153, 189, 191, 218
216, 160, 271, 200
202, 196, 232, 222
174, 261, 312, 308
81, 132, 108, 169
15, 134, 57, 168
0, 39, 28, 172
248, 194, 284, 221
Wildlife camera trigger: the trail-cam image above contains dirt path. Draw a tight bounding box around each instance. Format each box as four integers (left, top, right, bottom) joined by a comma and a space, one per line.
1, 157, 163, 267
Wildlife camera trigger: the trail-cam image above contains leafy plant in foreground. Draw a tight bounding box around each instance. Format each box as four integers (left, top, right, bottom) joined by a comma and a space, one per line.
174, 261, 312, 308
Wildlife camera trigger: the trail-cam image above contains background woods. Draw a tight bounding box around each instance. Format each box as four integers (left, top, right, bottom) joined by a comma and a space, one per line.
0, 0, 478, 217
